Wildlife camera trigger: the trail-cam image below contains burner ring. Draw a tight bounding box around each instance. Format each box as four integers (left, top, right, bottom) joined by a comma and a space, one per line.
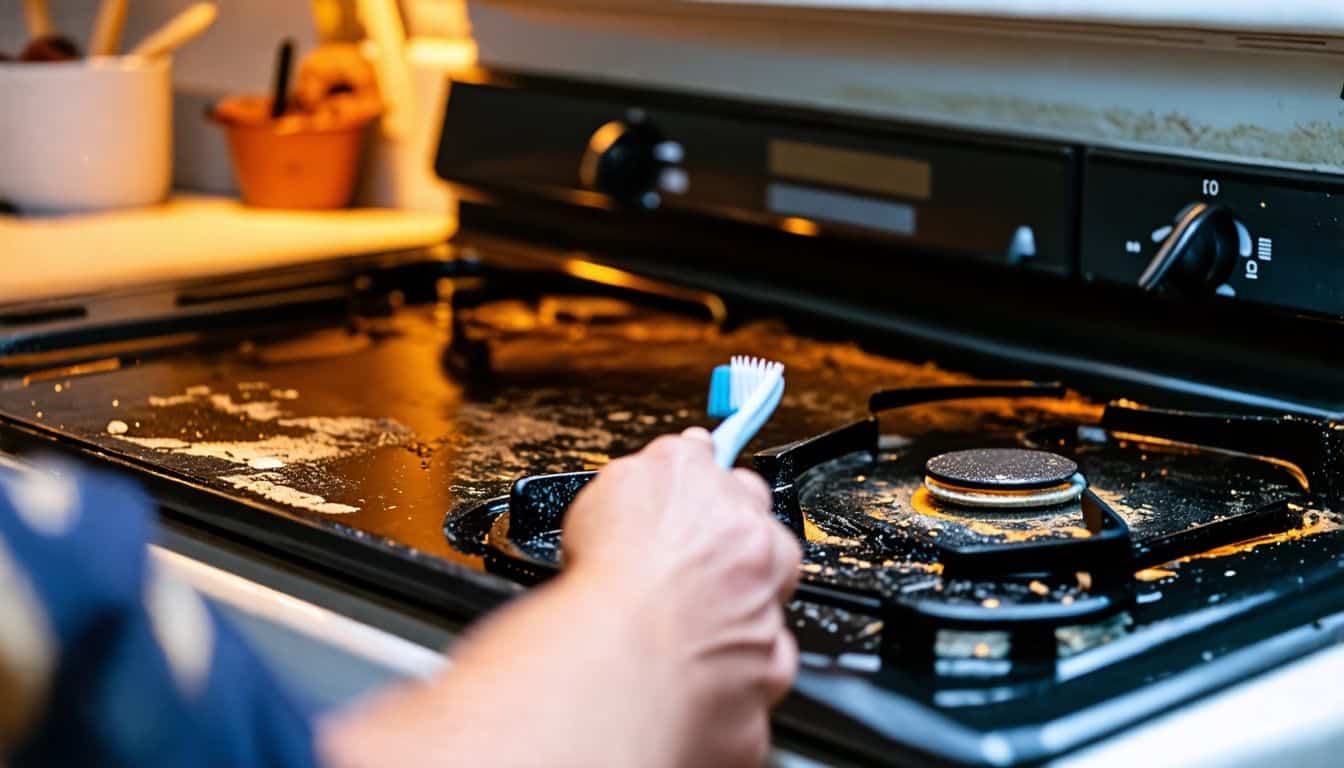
925, 448, 1079, 491
923, 473, 1087, 509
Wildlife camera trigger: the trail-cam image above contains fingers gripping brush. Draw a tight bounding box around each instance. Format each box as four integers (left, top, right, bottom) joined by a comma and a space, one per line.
707, 356, 785, 468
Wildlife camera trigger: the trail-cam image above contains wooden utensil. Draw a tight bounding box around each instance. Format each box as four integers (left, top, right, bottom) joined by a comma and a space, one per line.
22, 0, 53, 38
355, 0, 412, 139
90, 0, 130, 57
129, 2, 218, 59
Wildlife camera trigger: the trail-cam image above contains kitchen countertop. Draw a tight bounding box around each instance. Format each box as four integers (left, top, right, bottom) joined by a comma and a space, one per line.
0, 195, 454, 305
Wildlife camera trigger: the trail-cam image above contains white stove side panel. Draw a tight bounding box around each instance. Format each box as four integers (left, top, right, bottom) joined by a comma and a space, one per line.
1052, 642, 1344, 768
467, 4, 1344, 175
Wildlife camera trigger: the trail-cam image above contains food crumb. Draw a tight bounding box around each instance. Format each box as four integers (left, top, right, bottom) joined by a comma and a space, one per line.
607, 411, 633, 422
1028, 580, 1049, 596
106, 420, 129, 435
248, 457, 286, 470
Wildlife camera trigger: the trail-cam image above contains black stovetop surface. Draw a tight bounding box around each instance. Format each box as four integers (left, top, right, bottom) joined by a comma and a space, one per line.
0, 286, 1033, 564
3, 254, 1344, 767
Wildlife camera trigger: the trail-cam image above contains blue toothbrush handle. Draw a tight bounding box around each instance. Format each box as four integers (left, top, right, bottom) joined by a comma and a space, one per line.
706, 364, 734, 420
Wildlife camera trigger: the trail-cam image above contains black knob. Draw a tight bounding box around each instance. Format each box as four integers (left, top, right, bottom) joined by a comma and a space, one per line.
1139, 203, 1242, 294
579, 112, 683, 210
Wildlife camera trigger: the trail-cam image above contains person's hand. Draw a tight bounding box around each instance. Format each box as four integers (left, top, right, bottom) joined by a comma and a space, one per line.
319, 430, 801, 768
562, 427, 803, 766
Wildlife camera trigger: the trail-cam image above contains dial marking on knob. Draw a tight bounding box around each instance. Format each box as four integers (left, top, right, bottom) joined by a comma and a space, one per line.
1216, 284, 1236, 297
1256, 237, 1273, 261
659, 167, 689, 195
1236, 221, 1253, 258
1151, 224, 1173, 243
654, 141, 684, 164
1006, 225, 1036, 263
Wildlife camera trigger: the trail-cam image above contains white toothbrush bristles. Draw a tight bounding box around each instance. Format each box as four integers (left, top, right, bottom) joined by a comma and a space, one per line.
729, 355, 785, 410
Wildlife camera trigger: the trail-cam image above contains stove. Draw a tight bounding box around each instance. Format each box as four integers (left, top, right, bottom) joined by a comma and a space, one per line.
466, 378, 1344, 764
4, 38, 1344, 768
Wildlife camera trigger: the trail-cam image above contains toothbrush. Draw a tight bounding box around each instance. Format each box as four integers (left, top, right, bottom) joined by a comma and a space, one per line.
707, 356, 785, 469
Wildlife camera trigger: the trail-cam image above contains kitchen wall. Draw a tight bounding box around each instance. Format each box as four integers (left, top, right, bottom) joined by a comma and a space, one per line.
3, 1, 469, 204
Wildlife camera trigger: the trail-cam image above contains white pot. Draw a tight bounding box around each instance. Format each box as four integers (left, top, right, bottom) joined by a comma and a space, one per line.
0, 56, 172, 214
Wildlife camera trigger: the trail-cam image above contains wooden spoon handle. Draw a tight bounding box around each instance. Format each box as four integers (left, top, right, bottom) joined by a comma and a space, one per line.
129, 2, 218, 59
90, 0, 130, 57
23, 0, 54, 38
356, 0, 412, 139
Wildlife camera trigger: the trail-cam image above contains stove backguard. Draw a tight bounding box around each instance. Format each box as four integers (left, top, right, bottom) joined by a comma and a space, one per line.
435, 70, 1344, 417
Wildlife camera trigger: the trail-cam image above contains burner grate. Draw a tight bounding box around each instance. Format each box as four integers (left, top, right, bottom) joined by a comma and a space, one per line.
466, 380, 1337, 669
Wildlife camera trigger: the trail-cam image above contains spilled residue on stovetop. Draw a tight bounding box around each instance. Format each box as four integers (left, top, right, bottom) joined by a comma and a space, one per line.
104, 381, 414, 515
9, 287, 1344, 678
0, 296, 1077, 563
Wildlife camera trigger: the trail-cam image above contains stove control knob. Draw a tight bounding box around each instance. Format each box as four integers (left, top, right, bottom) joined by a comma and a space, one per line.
1139, 203, 1248, 294
579, 111, 684, 210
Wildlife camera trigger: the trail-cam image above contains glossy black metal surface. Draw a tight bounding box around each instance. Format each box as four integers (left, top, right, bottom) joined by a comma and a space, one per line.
438, 71, 1079, 275
869, 382, 1067, 414
473, 376, 1344, 685
6, 59, 1344, 768
1082, 150, 1344, 317
4, 251, 1344, 767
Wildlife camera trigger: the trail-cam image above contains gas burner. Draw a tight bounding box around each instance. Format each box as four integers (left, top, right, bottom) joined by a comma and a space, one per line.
923, 448, 1086, 509
464, 380, 1330, 671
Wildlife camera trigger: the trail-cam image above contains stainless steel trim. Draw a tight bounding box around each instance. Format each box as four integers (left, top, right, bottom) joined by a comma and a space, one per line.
150, 546, 447, 681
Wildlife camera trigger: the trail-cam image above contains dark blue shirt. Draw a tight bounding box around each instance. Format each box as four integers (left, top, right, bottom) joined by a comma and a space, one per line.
0, 461, 318, 767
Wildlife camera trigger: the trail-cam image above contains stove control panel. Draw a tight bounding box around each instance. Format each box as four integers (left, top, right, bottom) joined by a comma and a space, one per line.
1081, 151, 1344, 318
437, 74, 1079, 276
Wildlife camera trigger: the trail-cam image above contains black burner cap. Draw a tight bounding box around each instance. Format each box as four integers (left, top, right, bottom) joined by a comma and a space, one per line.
925, 448, 1078, 491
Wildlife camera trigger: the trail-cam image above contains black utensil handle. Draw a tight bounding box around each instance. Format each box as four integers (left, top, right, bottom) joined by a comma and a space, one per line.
270, 38, 295, 119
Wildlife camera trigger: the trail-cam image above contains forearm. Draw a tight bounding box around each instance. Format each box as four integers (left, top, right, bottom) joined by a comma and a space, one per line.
316, 568, 680, 768
319, 431, 798, 768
